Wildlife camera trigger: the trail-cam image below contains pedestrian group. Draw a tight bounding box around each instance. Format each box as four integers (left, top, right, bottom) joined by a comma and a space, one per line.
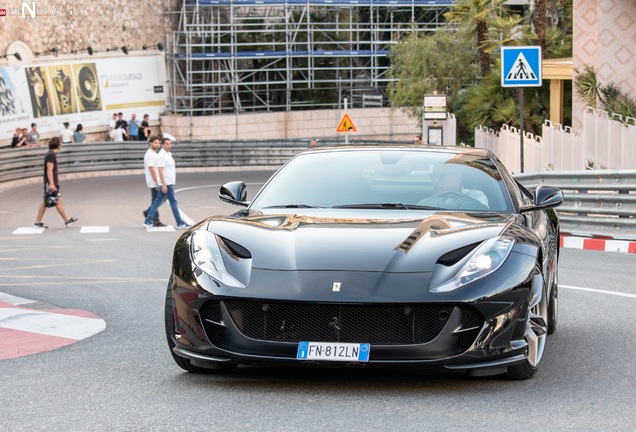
23, 113, 188, 231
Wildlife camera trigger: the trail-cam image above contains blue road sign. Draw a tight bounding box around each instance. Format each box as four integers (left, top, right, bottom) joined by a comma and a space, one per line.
501, 46, 542, 87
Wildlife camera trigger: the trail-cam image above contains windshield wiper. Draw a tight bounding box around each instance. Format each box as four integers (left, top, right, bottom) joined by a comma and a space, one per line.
263, 204, 323, 209
331, 203, 437, 210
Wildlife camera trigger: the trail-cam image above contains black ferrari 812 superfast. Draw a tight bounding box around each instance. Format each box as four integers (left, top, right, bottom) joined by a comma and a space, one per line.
165, 146, 562, 379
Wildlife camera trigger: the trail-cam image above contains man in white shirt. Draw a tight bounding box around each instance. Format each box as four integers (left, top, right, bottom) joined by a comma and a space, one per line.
108, 113, 117, 140
142, 136, 166, 227
112, 123, 125, 142
60, 122, 74, 144
418, 164, 489, 209
143, 138, 191, 229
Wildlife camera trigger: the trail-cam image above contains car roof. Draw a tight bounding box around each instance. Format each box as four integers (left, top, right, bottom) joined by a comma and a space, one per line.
304, 145, 493, 157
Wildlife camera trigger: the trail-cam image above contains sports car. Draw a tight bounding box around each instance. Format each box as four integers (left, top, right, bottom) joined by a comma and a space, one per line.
165, 146, 562, 379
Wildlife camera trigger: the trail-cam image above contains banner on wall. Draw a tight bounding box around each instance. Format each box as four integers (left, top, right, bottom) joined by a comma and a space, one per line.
0, 55, 166, 139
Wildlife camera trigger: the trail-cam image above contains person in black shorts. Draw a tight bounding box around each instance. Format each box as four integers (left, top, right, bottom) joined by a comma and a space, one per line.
33, 137, 78, 229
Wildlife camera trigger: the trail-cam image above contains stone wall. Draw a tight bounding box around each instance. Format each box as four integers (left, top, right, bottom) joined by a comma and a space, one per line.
159, 108, 422, 142
573, 0, 636, 130
0, 0, 178, 58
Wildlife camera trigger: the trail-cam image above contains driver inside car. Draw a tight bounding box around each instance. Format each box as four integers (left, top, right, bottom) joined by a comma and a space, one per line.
418, 164, 489, 209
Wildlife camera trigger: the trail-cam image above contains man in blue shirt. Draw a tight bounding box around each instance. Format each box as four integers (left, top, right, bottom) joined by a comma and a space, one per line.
128, 113, 140, 141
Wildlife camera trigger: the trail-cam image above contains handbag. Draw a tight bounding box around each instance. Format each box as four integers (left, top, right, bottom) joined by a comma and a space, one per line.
44, 185, 59, 208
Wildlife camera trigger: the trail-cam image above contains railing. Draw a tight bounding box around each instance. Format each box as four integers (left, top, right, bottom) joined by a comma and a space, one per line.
0, 140, 312, 186
475, 109, 636, 172
516, 170, 636, 240
583, 108, 636, 169
0, 138, 395, 186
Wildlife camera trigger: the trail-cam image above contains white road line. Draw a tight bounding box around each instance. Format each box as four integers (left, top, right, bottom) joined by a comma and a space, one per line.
561, 285, 636, 300
0, 308, 106, 340
175, 182, 263, 226
0, 292, 33, 306
0, 260, 118, 272
175, 181, 263, 194
12, 227, 46, 235
0, 275, 163, 281
145, 225, 176, 232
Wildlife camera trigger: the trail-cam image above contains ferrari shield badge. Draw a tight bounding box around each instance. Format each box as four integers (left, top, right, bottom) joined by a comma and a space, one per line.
332, 282, 341, 292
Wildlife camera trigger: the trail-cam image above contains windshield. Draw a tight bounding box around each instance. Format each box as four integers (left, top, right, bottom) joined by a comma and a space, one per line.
250, 149, 512, 212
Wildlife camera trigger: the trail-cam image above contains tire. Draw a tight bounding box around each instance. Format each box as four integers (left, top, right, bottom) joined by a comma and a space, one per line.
164, 282, 237, 373
547, 265, 558, 335
504, 358, 538, 381
504, 266, 548, 380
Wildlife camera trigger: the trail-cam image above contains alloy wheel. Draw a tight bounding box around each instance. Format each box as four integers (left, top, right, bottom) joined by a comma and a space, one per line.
526, 287, 548, 367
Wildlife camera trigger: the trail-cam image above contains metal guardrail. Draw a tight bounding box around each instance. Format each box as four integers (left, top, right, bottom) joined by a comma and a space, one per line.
0, 140, 313, 185
516, 170, 636, 240
0, 138, 393, 186
2, 142, 635, 240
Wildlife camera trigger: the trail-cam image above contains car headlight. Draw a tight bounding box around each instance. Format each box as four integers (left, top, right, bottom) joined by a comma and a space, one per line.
190, 230, 244, 288
431, 236, 515, 293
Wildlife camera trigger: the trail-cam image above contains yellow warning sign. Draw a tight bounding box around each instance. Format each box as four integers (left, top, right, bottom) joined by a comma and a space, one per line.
336, 113, 357, 133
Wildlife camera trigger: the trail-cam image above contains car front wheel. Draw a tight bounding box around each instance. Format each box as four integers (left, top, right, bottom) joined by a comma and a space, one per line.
504, 266, 548, 380
547, 261, 558, 335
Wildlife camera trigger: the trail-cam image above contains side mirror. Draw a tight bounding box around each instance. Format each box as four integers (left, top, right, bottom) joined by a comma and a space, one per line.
520, 186, 563, 212
219, 181, 249, 207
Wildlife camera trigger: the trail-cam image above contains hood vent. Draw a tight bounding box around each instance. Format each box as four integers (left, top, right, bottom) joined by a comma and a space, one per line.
218, 236, 252, 259
396, 231, 421, 252
437, 242, 481, 267
396, 216, 453, 252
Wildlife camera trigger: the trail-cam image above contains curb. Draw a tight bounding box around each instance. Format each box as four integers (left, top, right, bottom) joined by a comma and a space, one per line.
0, 292, 106, 360
560, 235, 636, 254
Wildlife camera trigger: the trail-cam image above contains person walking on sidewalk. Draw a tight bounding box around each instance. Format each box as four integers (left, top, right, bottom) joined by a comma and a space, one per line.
34, 137, 78, 229
143, 137, 190, 229
142, 135, 166, 227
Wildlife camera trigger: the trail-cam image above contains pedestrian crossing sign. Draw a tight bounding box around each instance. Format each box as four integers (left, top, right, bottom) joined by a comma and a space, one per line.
336, 113, 357, 133
501, 46, 542, 87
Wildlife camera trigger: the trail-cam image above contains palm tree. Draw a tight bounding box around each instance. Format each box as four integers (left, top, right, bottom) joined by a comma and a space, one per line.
482, 15, 536, 54
534, 0, 548, 56
444, 0, 510, 77
547, 0, 572, 32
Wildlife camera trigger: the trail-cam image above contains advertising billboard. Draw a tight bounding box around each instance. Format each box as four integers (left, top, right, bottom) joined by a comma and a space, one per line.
0, 54, 166, 138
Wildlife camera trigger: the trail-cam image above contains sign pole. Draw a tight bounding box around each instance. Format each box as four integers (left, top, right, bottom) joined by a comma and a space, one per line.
501, 46, 541, 174
344, 98, 349, 146
519, 88, 524, 173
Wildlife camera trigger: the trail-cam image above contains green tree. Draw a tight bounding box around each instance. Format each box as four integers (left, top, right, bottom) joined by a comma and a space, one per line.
547, 0, 572, 33
388, 1, 573, 142
574, 66, 636, 120
481, 15, 536, 54
387, 27, 479, 121
444, 0, 510, 77
455, 60, 545, 139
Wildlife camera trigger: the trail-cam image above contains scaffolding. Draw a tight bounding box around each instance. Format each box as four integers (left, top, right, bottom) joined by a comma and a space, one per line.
167, 0, 453, 116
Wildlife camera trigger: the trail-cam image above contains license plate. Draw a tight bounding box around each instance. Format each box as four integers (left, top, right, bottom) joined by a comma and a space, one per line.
297, 342, 370, 362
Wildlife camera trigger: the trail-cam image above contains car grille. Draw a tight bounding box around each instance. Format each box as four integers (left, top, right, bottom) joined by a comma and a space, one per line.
212, 301, 482, 346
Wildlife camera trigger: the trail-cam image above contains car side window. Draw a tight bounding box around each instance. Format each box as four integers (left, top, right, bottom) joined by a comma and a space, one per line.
507, 178, 533, 208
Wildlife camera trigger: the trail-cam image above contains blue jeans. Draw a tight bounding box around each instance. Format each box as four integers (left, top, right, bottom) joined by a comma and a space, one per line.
146, 187, 166, 224
145, 184, 183, 225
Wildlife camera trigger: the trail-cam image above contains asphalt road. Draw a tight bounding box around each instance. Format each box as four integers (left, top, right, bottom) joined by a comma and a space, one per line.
1, 171, 635, 431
